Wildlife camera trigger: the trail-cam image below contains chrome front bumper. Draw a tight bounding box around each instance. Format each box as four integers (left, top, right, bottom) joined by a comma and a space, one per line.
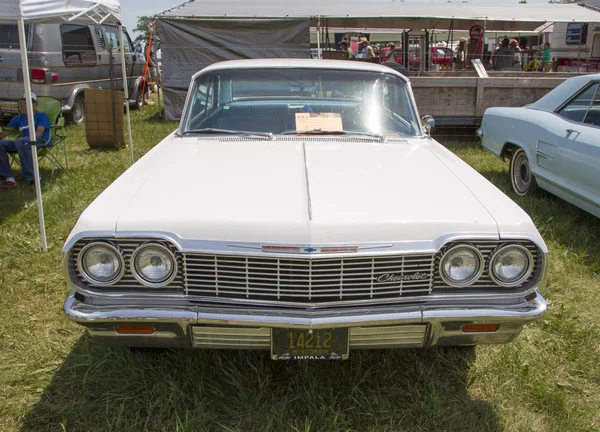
64, 288, 547, 350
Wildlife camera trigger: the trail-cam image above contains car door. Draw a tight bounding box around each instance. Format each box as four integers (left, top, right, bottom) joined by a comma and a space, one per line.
554, 81, 600, 207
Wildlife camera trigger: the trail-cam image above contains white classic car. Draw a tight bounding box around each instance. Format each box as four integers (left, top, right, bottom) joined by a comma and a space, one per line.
478, 73, 600, 218
63, 60, 548, 360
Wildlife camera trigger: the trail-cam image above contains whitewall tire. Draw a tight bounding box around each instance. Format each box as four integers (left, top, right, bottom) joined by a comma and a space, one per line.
510, 148, 538, 196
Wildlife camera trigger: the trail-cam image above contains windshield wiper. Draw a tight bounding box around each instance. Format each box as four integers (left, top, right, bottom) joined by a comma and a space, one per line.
282, 129, 387, 142
180, 128, 274, 140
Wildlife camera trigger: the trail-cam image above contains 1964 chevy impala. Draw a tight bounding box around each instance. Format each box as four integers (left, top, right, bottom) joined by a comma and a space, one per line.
63, 60, 547, 360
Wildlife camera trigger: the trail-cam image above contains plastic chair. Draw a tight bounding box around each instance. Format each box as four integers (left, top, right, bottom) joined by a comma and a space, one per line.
9, 96, 68, 178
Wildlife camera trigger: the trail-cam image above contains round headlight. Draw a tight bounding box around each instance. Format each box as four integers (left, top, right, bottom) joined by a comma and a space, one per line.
77, 242, 124, 285
131, 243, 177, 287
490, 245, 533, 287
439, 245, 483, 287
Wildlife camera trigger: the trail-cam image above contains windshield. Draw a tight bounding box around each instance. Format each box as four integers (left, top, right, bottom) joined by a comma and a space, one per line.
181, 68, 421, 137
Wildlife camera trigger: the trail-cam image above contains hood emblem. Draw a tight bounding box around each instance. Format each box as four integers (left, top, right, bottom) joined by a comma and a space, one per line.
261, 245, 359, 254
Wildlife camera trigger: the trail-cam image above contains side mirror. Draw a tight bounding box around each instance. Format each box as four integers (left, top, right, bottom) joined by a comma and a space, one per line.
422, 115, 435, 136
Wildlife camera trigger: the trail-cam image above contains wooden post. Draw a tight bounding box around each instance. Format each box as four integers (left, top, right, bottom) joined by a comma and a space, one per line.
475, 78, 485, 118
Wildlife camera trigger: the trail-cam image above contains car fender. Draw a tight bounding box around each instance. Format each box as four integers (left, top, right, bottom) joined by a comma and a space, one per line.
62, 86, 89, 112
480, 107, 531, 159
129, 76, 146, 102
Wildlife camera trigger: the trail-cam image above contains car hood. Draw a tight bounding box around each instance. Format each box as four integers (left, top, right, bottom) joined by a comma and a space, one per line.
71, 136, 541, 246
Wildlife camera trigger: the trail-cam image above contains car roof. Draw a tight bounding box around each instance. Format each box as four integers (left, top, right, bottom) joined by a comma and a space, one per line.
530, 73, 600, 112
194, 59, 409, 82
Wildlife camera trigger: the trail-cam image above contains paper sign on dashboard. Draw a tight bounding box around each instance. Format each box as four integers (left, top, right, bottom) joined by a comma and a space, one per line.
295, 113, 343, 132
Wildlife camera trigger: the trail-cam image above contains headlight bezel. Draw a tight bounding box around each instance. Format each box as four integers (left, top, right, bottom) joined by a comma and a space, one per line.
439, 244, 484, 287
77, 241, 125, 286
489, 244, 534, 287
130, 242, 178, 287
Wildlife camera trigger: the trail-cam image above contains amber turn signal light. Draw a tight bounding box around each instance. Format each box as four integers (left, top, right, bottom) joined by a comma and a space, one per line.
461, 324, 500, 333
115, 325, 155, 335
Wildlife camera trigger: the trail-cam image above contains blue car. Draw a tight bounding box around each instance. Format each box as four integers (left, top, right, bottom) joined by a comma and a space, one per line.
478, 74, 600, 218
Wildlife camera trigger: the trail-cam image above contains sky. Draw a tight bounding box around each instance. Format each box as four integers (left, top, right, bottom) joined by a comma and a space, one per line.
120, 0, 554, 38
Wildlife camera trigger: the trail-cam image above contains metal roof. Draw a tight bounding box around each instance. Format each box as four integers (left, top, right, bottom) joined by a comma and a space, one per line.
157, 0, 600, 31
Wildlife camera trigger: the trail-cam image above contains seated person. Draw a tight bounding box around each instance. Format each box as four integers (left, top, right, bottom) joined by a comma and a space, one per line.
0, 93, 51, 188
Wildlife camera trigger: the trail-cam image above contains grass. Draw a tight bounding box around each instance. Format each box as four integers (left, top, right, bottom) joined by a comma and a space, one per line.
0, 106, 599, 432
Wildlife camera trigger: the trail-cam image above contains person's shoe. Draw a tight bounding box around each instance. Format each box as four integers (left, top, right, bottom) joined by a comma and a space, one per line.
0, 180, 17, 189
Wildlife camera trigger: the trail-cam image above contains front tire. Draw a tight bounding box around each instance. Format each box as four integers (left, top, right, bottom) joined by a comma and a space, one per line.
510, 148, 538, 196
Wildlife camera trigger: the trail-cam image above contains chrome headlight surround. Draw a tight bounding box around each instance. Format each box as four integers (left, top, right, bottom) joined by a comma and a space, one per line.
76, 242, 125, 286
130, 243, 178, 288
439, 244, 484, 287
489, 244, 534, 287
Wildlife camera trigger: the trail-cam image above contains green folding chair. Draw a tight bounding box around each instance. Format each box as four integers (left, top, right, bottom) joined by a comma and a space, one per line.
9, 96, 68, 178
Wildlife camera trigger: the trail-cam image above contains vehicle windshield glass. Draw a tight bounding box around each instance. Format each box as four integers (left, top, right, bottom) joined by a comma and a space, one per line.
181, 68, 421, 137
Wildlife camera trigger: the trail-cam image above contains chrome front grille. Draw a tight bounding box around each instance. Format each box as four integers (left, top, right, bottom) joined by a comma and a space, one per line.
184, 254, 435, 304
70, 238, 541, 305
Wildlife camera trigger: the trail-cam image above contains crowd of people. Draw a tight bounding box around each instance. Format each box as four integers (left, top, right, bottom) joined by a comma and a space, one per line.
338, 37, 377, 60
334, 35, 554, 73
486, 38, 553, 72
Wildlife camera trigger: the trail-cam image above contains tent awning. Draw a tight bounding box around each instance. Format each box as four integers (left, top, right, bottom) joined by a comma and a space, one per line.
157, 1, 600, 31
0, 0, 120, 24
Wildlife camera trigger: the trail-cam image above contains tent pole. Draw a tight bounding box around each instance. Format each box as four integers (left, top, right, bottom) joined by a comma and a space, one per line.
118, 25, 135, 164
18, 18, 47, 253
316, 17, 321, 59
482, 20, 487, 66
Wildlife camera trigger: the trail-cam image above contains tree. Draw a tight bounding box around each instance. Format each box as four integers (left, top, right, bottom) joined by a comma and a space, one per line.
133, 16, 160, 49
519, 0, 527, 3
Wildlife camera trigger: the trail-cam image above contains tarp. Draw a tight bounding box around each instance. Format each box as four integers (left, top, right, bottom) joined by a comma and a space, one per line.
157, 0, 600, 31
159, 18, 310, 120
0, 0, 120, 24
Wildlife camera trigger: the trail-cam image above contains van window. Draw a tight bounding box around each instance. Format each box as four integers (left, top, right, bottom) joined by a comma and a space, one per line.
94, 27, 106, 51
103, 27, 120, 52
103, 27, 134, 53
61, 24, 96, 65
123, 32, 133, 53
0, 24, 29, 49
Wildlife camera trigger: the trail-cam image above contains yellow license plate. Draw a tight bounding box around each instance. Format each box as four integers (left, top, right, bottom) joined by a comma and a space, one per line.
271, 328, 349, 360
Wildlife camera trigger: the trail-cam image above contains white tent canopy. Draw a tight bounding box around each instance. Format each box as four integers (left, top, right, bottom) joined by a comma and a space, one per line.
158, 0, 600, 31
0, 0, 120, 24
2, 0, 133, 252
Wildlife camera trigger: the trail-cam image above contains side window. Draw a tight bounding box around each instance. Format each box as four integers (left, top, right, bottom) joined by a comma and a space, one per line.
94, 27, 106, 51
186, 77, 217, 129
584, 84, 600, 126
0, 24, 29, 49
557, 83, 599, 124
103, 26, 120, 51
61, 24, 96, 65
123, 32, 133, 53
383, 80, 410, 120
